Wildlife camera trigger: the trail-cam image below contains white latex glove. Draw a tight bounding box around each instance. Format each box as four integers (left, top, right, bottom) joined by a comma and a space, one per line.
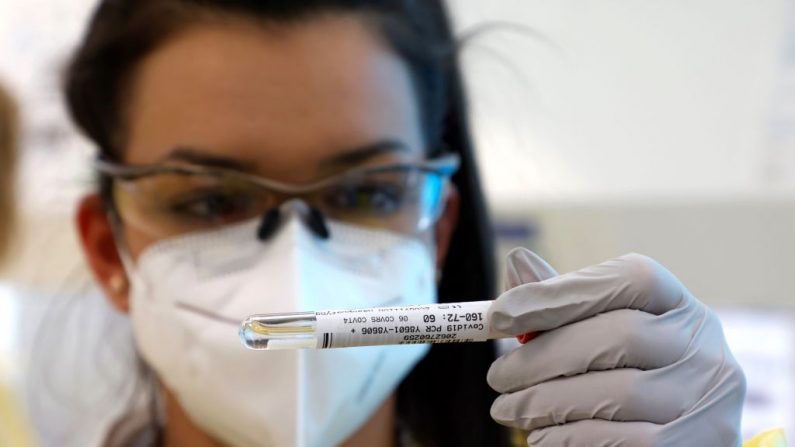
487, 249, 746, 447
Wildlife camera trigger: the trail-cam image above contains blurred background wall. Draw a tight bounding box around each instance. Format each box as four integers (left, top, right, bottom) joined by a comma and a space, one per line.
0, 0, 793, 442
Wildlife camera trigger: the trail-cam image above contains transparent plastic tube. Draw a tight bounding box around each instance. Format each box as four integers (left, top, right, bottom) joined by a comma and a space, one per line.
240, 301, 510, 350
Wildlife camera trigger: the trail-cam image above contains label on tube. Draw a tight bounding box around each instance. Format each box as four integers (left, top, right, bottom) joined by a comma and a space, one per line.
313, 300, 493, 349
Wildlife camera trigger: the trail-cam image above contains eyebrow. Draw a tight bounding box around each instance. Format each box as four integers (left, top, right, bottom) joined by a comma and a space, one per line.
321, 139, 411, 168
159, 139, 410, 172
161, 147, 254, 171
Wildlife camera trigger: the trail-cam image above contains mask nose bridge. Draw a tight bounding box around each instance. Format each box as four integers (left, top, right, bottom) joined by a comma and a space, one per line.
252, 205, 324, 313
257, 199, 330, 241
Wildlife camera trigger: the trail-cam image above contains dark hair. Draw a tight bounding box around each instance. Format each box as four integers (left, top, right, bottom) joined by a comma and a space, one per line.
0, 81, 18, 262
64, 1, 504, 446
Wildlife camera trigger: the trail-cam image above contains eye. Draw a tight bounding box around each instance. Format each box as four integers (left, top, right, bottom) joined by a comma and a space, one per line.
323, 181, 406, 215
166, 189, 258, 223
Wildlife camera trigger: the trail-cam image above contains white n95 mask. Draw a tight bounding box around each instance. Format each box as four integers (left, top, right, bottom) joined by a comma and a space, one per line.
124, 214, 434, 447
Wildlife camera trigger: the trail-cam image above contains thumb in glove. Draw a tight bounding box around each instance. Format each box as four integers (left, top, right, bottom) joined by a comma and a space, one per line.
503, 248, 558, 343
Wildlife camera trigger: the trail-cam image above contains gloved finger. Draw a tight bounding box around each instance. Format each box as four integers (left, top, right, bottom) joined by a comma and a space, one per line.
526, 419, 663, 447
505, 248, 558, 288
503, 248, 558, 343
490, 368, 700, 431
487, 306, 696, 393
489, 252, 694, 336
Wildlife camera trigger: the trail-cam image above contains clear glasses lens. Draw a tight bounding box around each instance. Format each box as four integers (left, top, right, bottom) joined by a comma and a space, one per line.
317, 168, 444, 233
112, 166, 449, 238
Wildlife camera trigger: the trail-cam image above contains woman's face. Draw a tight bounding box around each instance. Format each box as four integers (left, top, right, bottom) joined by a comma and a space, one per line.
78, 14, 458, 312
124, 15, 424, 256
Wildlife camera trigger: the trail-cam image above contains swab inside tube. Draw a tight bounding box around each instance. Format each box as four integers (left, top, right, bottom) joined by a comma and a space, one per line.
239, 301, 508, 350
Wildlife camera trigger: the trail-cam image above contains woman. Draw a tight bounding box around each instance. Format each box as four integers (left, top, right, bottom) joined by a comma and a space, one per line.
65, 1, 747, 446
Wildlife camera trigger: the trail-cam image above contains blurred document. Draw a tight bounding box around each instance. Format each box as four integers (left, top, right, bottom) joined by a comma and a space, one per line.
718, 309, 795, 439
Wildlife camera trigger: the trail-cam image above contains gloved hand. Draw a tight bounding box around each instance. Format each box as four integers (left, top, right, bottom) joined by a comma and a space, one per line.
487, 248, 746, 447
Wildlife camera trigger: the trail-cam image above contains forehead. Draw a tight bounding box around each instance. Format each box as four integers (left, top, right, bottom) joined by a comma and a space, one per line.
123, 14, 423, 178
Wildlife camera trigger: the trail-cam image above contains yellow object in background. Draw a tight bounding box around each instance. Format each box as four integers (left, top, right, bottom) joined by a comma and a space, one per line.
0, 377, 37, 447
744, 429, 788, 447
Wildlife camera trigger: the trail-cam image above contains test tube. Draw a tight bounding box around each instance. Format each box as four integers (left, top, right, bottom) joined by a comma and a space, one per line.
240, 300, 511, 350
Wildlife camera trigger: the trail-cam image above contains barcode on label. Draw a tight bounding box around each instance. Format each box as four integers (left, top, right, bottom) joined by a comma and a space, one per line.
322, 332, 333, 349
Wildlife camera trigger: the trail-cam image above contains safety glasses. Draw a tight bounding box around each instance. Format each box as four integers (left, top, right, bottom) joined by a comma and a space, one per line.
96, 153, 460, 239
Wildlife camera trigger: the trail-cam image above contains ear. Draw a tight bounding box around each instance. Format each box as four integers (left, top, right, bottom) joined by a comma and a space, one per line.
434, 184, 460, 271
76, 194, 130, 313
